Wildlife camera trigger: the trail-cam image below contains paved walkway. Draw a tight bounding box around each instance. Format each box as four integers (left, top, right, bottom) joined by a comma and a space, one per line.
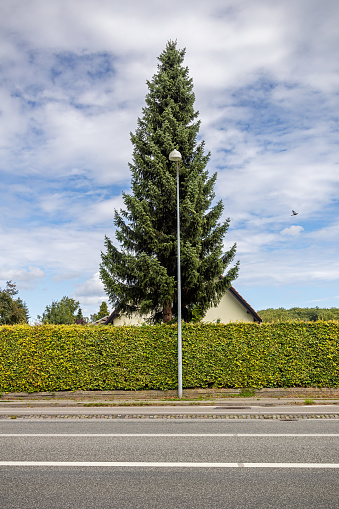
1, 389, 338, 418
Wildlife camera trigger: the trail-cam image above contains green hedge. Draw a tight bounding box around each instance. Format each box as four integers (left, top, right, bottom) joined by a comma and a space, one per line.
0, 322, 338, 392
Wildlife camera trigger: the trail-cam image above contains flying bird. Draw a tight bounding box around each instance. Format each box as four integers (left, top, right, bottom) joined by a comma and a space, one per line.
291, 210, 298, 216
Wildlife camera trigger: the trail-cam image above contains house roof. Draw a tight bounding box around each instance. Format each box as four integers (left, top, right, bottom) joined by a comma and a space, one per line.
228, 286, 262, 323
104, 307, 120, 325
89, 315, 110, 325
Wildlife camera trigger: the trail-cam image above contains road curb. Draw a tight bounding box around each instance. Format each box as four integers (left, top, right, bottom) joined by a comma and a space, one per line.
1, 413, 339, 420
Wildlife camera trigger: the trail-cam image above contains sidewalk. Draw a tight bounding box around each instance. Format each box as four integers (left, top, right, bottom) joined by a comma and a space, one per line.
0, 388, 338, 418
1, 387, 339, 405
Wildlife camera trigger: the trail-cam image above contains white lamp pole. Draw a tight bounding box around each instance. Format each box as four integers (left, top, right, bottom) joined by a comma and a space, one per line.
169, 149, 183, 398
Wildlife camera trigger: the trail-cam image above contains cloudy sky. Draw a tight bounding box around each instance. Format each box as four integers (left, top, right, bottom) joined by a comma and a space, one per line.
1, 0, 339, 321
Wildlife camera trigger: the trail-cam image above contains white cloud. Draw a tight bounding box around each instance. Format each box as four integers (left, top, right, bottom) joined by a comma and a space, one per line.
52, 272, 81, 282
81, 196, 125, 225
0, 267, 45, 283
0, 225, 105, 275
237, 248, 339, 287
308, 222, 339, 242
73, 272, 109, 315
280, 225, 304, 236
308, 296, 339, 304
74, 272, 104, 298
0, 267, 46, 291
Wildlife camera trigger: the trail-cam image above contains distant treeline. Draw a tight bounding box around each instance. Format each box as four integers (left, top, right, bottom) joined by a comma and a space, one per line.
258, 307, 339, 323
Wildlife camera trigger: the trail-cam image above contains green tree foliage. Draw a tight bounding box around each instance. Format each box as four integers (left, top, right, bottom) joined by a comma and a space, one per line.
74, 307, 89, 325
38, 296, 84, 325
90, 301, 109, 322
16, 298, 30, 323
258, 307, 339, 323
0, 281, 29, 325
100, 41, 239, 323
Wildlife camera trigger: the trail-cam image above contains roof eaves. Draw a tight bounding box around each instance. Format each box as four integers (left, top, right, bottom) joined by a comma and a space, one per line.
229, 286, 263, 323
103, 307, 120, 325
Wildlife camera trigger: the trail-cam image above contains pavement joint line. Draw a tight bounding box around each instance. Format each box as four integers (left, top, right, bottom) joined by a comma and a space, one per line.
1, 433, 339, 437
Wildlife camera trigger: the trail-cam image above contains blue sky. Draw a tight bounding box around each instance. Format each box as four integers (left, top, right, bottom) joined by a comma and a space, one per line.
1, 0, 339, 321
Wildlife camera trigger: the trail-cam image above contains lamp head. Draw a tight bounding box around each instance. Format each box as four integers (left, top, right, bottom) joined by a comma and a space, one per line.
169, 149, 182, 162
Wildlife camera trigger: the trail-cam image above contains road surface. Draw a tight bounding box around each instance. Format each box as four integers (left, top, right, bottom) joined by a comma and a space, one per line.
0, 418, 338, 508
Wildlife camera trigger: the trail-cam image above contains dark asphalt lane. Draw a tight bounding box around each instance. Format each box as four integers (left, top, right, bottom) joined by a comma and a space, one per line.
1, 434, 338, 463
0, 419, 338, 508
1, 467, 339, 509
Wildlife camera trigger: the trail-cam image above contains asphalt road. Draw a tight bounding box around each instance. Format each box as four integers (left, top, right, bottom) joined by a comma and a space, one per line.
0, 419, 338, 508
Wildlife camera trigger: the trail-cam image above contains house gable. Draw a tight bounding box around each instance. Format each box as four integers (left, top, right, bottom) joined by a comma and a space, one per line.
202, 287, 262, 324
102, 287, 261, 326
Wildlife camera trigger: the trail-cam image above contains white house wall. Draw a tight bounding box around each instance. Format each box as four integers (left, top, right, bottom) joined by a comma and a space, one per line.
202, 290, 254, 324
110, 289, 255, 325
112, 312, 152, 326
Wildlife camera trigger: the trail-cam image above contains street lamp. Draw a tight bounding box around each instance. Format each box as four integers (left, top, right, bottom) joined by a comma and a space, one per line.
169, 149, 183, 398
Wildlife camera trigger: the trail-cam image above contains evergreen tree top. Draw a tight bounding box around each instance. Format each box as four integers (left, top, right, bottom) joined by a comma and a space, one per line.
100, 41, 239, 323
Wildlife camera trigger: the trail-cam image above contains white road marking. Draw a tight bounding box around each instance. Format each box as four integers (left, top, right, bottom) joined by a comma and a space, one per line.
0, 461, 338, 468
0, 433, 338, 437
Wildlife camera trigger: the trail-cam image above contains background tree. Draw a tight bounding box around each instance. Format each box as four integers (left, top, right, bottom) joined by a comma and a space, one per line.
16, 298, 30, 323
74, 307, 89, 325
90, 301, 109, 322
258, 307, 339, 322
0, 281, 29, 325
100, 41, 239, 323
38, 296, 84, 325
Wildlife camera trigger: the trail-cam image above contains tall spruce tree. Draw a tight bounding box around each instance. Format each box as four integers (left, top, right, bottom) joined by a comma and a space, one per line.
100, 41, 239, 323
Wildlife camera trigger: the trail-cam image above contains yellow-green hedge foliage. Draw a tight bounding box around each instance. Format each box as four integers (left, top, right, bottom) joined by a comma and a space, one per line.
0, 322, 338, 392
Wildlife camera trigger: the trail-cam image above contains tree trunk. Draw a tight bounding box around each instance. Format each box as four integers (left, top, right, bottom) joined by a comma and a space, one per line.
163, 301, 172, 323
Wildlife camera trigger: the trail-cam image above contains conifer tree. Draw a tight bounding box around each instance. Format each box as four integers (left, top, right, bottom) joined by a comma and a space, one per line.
90, 301, 109, 322
100, 41, 239, 323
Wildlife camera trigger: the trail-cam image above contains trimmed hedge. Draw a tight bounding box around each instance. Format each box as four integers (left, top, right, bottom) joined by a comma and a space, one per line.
0, 322, 338, 392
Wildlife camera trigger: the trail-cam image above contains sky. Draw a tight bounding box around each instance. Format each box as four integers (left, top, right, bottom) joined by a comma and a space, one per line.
1, 0, 339, 322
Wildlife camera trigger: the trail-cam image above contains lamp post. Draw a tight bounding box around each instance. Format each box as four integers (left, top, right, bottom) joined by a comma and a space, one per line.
169, 149, 182, 398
